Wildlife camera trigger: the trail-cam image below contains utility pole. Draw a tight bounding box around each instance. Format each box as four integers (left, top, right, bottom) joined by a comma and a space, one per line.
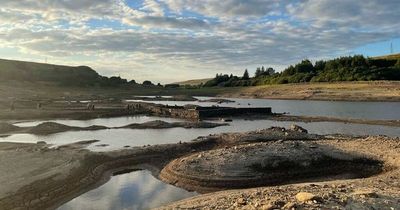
391, 42, 393, 54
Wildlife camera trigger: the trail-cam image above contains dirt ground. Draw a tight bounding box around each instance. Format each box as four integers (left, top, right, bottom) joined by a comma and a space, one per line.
0, 126, 399, 210
158, 135, 400, 210
220, 81, 400, 102
1, 81, 400, 104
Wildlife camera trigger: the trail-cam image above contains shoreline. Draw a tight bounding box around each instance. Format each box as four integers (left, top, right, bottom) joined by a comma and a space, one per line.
1, 81, 400, 104
1, 127, 399, 210
1, 104, 399, 128
217, 81, 400, 102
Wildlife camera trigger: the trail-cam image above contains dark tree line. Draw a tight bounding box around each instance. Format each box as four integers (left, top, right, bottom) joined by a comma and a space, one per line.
203, 55, 400, 87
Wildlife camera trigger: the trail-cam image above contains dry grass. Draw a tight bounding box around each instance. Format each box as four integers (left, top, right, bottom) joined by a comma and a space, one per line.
220, 81, 400, 101
373, 53, 400, 60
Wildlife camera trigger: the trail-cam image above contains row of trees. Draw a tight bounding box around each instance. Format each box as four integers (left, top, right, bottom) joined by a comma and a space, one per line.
203, 66, 278, 87
203, 55, 400, 87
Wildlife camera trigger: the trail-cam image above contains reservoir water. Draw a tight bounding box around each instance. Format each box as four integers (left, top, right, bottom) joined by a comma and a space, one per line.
58, 170, 197, 210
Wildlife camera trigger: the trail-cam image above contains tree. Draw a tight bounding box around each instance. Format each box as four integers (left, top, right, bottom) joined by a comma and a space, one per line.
295, 59, 314, 73
254, 67, 261, 77
242, 69, 250, 80
396, 59, 400, 68
142, 80, 153, 86
267, 67, 275, 75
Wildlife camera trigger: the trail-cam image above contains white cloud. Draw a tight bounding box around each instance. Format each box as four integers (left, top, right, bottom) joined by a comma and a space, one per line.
162, 0, 280, 18
0, 0, 399, 83
288, 0, 400, 31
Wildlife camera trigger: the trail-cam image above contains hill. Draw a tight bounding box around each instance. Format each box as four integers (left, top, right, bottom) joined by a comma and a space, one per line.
373, 53, 400, 60
173, 78, 212, 86
0, 58, 131, 87
204, 55, 400, 87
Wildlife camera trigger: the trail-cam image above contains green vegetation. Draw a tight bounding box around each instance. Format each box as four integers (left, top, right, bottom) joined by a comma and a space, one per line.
203, 55, 400, 87
0, 59, 136, 87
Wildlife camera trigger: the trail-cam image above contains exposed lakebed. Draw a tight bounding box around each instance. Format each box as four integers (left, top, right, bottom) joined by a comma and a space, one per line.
1, 97, 399, 210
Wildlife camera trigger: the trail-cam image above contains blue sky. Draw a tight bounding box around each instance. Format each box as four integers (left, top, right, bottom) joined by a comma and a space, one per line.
0, 0, 399, 83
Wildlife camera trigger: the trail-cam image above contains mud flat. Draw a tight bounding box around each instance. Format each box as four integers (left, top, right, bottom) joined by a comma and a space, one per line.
2, 99, 399, 128
158, 134, 400, 210
219, 81, 400, 102
0, 126, 399, 210
272, 114, 400, 127
159, 142, 382, 193
130, 95, 198, 101
0, 120, 228, 135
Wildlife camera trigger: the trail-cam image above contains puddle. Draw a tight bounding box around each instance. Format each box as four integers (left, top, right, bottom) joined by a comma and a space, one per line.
58, 170, 197, 210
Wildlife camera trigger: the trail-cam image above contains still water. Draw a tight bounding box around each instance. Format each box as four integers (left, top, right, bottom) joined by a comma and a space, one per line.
128, 97, 400, 120
13, 115, 183, 127
58, 170, 197, 210
1, 117, 399, 151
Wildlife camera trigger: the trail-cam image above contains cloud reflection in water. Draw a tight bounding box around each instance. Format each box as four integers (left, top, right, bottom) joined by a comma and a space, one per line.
58, 170, 197, 210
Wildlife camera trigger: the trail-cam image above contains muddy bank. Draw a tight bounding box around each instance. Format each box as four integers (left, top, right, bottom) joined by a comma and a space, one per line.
272, 114, 400, 127
0, 120, 228, 135
159, 141, 382, 193
131, 95, 197, 101
198, 98, 235, 103
0, 127, 399, 210
0, 126, 322, 210
2, 99, 398, 129
159, 135, 400, 209
219, 81, 400, 102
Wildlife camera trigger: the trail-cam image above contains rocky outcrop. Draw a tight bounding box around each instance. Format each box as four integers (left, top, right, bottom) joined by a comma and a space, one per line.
159, 141, 382, 193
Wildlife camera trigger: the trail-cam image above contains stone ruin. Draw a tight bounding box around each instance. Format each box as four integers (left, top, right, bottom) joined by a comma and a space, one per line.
127, 102, 272, 119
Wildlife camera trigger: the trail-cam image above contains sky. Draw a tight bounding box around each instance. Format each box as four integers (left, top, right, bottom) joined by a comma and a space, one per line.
0, 0, 399, 83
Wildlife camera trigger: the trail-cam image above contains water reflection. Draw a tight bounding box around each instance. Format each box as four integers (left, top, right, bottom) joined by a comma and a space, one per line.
128, 97, 400, 120
13, 115, 183, 127
1, 119, 398, 151
58, 170, 197, 210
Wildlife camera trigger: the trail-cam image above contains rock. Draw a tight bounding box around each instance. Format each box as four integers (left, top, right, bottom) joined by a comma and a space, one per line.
236, 198, 246, 205
290, 124, 308, 133
283, 202, 296, 209
95, 144, 109, 147
261, 204, 276, 210
352, 189, 378, 198
295, 192, 317, 202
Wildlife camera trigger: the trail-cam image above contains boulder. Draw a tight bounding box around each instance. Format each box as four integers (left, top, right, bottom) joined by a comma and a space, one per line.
290, 124, 308, 133
295, 192, 317, 202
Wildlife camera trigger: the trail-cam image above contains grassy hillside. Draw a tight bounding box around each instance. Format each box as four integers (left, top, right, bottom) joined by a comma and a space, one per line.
373, 53, 400, 60
173, 78, 212, 86
0, 58, 132, 87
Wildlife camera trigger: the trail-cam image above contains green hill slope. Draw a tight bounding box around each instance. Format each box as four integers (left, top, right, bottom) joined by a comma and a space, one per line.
173, 78, 212, 86
0, 59, 130, 86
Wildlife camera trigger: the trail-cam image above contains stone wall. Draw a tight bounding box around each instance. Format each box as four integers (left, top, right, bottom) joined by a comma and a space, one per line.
128, 102, 271, 119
